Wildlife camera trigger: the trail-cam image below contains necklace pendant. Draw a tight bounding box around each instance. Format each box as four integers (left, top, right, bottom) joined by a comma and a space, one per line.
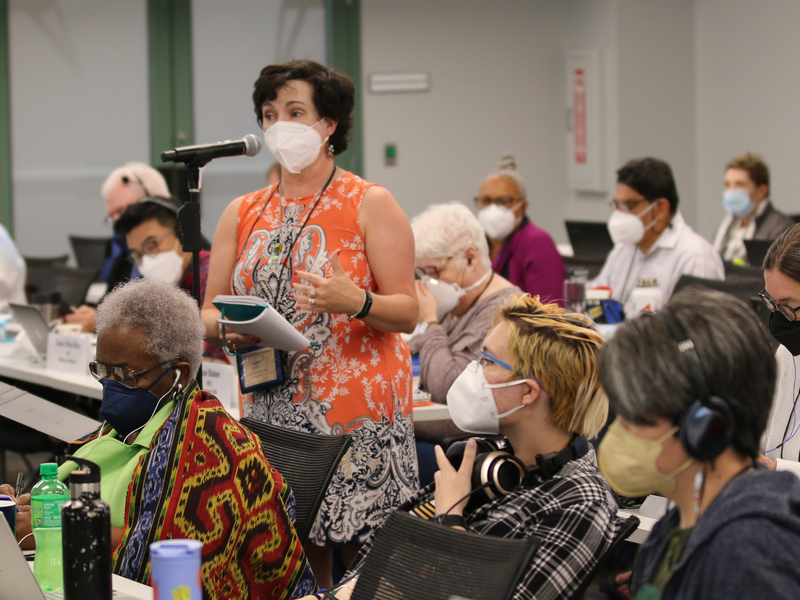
269, 242, 283, 263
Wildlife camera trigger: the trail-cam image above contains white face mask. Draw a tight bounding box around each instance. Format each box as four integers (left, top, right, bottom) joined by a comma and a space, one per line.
422, 267, 491, 320
478, 204, 521, 240
263, 118, 328, 174
139, 245, 184, 285
607, 201, 656, 245
446, 360, 527, 434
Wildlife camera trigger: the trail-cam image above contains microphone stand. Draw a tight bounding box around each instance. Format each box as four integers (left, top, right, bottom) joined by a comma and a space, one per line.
166, 152, 215, 389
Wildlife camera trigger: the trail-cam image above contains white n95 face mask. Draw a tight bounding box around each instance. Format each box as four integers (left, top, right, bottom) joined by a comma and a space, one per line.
478, 204, 520, 240
422, 267, 491, 320
264, 119, 328, 174
446, 360, 527, 434
140, 246, 184, 285
607, 201, 656, 245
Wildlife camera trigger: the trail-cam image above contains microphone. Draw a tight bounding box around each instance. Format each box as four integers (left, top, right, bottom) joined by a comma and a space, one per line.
161, 134, 262, 164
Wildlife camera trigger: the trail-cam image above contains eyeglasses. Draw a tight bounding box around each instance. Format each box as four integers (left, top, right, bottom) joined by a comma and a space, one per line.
128, 230, 175, 264
415, 256, 453, 280
479, 350, 514, 371
759, 289, 800, 322
475, 196, 522, 210
89, 358, 178, 388
609, 198, 650, 214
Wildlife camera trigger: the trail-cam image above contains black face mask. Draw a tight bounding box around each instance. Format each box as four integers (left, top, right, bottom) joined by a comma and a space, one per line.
769, 311, 800, 356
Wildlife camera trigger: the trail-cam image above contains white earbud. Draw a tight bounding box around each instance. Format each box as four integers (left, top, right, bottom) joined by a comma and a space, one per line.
173, 369, 181, 385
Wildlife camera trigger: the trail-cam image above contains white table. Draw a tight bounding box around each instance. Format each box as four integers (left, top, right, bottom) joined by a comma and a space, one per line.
0, 344, 452, 422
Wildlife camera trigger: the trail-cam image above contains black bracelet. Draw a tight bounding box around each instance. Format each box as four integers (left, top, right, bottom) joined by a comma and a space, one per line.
436, 514, 467, 528
349, 289, 373, 321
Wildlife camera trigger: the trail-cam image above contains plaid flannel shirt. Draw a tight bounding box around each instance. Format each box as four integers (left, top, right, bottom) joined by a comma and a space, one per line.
466, 447, 624, 600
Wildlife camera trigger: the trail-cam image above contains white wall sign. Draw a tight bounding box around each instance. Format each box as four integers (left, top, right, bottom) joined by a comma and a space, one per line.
566, 50, 603, 192
368, 72, 430, 93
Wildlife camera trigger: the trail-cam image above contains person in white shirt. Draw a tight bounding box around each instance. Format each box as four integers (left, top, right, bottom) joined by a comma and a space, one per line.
592, 157, 724, 317
759, 223, 800, 477
712, 153, 794, 264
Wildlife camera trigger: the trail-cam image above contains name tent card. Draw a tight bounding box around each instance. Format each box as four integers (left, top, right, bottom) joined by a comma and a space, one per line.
46, 332, 93, 375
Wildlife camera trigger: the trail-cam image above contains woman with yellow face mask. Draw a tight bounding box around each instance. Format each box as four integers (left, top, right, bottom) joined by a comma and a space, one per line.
597, 289, 800, 600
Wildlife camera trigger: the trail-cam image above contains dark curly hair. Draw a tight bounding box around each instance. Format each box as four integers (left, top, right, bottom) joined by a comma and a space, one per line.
252, 59, 355, 155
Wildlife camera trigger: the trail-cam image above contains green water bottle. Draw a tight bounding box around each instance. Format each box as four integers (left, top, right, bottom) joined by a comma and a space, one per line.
31, 462, 69, 591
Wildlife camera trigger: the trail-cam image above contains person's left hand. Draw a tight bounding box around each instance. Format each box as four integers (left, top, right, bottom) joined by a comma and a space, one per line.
433, 438, 476, 517
293, 250, 364, 315
415, 279, 438, 324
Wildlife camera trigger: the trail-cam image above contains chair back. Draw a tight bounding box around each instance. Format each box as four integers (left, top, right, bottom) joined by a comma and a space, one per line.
239, 417, 353, 544
23, 254, 69, 268
673, 274, 762, 306
25, 263, 99, 307
350, 510, 539, 600
568, 515, 640, 600
69, 235, 111, 270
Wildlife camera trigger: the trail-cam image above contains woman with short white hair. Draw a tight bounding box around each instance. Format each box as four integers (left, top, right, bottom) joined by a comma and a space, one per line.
409, 202, 522, 483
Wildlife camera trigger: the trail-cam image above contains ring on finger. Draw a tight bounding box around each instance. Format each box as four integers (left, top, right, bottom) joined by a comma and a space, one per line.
310, 287, 317, 298
310, 298, 316, 307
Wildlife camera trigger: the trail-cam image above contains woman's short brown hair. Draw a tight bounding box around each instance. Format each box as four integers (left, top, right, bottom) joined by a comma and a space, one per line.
252, 59, 355, 155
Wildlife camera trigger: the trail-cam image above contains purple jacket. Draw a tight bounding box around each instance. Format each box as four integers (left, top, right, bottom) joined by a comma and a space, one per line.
492, 217, 565, 305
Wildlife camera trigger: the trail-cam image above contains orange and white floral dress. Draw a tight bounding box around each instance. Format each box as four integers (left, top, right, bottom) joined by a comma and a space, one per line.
232, 170, 419, 545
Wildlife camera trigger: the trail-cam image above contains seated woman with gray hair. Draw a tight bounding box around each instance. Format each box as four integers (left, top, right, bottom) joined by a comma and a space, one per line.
409, 202, 522, 483
45, 279, 312, 599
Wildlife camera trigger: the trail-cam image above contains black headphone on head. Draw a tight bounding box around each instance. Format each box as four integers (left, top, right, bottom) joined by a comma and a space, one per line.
445, 435, 589, 511
656, 309, 736, 461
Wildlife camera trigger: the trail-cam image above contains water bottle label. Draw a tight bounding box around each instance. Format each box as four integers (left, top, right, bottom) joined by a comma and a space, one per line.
31, 497, 67, 527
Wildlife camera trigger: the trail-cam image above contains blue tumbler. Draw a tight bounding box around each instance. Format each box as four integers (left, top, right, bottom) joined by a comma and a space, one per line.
150, 539, 203, 600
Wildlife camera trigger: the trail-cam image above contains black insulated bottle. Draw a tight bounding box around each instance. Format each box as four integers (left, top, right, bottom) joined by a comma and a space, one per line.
62, 456, 112, 600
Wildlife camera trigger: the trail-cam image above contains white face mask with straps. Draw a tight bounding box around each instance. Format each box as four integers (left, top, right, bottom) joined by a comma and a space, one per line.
446, 360, 527, 434
607, 201, 657, 245
422, 267, 491, 320
264, 118, 328, 174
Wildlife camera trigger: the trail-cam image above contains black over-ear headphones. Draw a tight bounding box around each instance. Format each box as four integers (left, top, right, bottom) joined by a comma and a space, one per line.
445, 435, 589, 511
657, 309, 736, 461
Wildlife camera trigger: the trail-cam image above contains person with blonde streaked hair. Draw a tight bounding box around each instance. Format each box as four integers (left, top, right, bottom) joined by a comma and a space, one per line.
307, 294, 624, 600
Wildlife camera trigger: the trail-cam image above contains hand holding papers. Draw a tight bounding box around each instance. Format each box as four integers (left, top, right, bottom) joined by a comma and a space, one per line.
213, 295, 309, 351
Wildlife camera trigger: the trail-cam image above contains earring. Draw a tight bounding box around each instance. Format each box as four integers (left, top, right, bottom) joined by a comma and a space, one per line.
327, 143, 334, 158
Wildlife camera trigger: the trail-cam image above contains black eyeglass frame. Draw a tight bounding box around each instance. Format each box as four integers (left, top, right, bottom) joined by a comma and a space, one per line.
758, 288, 800, 322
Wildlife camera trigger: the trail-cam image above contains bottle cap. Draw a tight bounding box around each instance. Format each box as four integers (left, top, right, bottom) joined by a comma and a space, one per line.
65, 455, 101, 484
40, 462, 58, 476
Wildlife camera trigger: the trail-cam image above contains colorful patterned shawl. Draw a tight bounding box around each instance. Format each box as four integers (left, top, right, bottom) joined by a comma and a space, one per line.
69, 381, 315, 600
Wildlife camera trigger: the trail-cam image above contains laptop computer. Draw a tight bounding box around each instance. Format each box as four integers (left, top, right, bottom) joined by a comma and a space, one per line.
9, 303, 52, 357
0, 516, 142, 599
744, 238, 772, 267
565, 220, 614, 259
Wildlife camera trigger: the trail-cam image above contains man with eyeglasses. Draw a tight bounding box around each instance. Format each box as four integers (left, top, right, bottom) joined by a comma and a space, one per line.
591, 157, 724, 317
63, 162, 171, 332
474, 155, 565, 303
113, 197, 224, 360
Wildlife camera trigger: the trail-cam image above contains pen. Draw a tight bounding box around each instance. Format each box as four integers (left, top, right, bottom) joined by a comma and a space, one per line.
15, 472, 24, 497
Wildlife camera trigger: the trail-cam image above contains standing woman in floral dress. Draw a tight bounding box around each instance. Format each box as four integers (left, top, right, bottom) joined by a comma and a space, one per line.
201, 59, 419, 587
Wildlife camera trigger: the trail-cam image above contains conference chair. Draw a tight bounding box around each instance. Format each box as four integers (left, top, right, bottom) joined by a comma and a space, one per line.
569, 515, 640, 600
239, 417, 353, 544
23, 254, 70, 268
348, 509, 538, 600
69, 235, 111, 272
